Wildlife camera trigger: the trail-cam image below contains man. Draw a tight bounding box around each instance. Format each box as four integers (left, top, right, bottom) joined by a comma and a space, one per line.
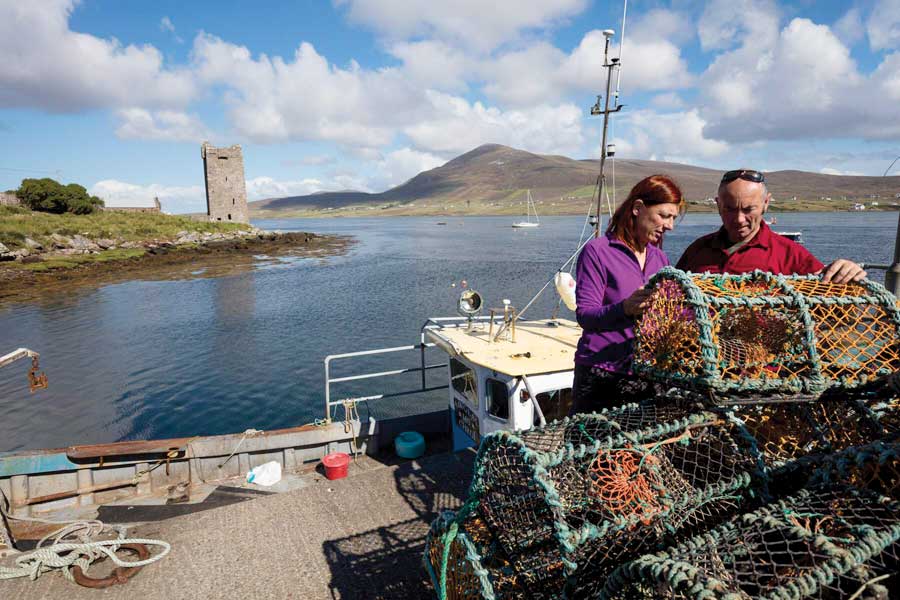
676, 169, 866, 283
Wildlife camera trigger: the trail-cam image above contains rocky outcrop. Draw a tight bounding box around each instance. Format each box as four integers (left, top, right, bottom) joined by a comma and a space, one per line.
3, 226, 282, 262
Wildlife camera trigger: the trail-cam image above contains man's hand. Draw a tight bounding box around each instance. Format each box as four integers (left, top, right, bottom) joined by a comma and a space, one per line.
623, 287, 653, 317
820, 259, 867, 284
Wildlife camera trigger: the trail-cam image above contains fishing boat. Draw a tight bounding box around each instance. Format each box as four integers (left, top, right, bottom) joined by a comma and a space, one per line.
511, 190, 540, 228
778, 230, 802, 242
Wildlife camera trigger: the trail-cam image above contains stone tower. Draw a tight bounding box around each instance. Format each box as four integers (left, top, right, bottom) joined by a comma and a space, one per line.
201, 142, 249, 224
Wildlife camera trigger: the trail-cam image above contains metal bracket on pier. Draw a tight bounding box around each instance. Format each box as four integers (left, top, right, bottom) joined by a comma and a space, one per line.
0, 347, 49, 393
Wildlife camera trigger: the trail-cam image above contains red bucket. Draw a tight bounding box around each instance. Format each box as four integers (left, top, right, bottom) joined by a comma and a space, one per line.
322, 452, 350, 480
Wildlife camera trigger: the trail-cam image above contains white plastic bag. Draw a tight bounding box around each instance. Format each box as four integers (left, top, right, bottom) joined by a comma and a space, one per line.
554, 272, 577, 311
246, 461, 282, 486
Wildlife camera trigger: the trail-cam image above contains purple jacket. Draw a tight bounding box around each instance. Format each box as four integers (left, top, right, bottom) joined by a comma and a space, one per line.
574, 233, 670, 372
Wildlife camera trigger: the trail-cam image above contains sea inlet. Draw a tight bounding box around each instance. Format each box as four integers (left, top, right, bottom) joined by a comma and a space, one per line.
0, 212, 893, 452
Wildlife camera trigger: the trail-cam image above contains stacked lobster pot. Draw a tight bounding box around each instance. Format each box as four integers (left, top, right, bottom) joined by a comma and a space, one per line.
600, 438, 900, 599
425, 403, 762, 599
426, 271, 900, 599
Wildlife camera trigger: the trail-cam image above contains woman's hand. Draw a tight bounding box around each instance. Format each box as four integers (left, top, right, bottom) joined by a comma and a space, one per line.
623, 287, 653, 317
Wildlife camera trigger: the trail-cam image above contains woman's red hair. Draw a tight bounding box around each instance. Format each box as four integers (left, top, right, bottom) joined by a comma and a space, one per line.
606, 174, 685, 250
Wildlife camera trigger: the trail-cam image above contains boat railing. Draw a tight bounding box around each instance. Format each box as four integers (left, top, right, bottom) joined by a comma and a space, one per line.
324, 343, 447, 422
323, 316, 503, 421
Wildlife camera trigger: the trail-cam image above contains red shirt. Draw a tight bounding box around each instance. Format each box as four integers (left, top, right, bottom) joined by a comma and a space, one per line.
676, 222, 824, 275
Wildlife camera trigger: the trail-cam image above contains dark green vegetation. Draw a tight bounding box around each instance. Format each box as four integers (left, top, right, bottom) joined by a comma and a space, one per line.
16, 178, 105, 214
250, 144, 900, 217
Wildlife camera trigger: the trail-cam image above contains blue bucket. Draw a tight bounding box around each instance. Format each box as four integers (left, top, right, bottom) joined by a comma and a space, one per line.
395, 431, 426, 459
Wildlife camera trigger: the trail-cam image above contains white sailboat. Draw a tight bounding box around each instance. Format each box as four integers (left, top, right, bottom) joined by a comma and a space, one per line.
512, 190, 540, 228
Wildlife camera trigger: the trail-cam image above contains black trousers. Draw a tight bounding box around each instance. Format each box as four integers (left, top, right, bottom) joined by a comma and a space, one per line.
570, 364, 658, 415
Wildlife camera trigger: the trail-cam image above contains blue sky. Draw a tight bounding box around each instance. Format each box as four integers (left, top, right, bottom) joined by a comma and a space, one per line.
2, 0, 900, 212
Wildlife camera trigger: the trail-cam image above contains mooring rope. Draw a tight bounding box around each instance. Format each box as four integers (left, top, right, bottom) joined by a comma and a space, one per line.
0, 484, 170, 585
0, 538, 171, 583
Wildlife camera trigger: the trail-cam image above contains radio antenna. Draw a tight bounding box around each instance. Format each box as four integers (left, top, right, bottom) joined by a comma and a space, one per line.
591, 28, 625, 237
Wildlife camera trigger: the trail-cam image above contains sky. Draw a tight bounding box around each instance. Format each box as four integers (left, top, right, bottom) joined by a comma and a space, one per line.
2, 0, 900, 213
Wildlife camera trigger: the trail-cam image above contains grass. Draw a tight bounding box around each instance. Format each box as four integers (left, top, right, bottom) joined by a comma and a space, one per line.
0, 206, 246, 250
8, 248, 147, 271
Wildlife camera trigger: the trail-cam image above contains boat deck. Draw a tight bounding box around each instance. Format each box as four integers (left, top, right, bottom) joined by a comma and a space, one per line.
3, 449, 474, 599
427, 318, 580, 376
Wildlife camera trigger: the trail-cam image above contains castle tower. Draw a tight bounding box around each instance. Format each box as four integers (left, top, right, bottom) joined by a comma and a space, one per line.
201, 142, 249, 224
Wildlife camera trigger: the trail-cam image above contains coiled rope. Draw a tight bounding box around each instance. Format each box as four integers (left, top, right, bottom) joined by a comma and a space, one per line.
0, 538, 171, 583
0, 488, 170, 585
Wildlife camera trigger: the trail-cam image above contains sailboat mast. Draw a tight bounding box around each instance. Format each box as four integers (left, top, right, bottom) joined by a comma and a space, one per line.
591, 30, 623, 237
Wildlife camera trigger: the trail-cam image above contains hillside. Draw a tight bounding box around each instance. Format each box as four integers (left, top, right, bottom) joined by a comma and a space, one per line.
250, 144, 900, 217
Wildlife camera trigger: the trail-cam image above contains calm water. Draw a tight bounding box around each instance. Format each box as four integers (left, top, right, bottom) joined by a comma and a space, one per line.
0, 212, 895, 452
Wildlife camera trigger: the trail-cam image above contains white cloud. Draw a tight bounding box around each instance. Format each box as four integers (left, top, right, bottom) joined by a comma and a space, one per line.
404, 92, 584, 155
282, 155, 337, 167
0, 1, 195, 112
114, 108, 210, 142
820, 167, 865, 176
159, 15, 184, 44
335, 0, 587, 52
481, 42, 568, 106
480, 12, 693, 108
614, 109, 729, 163
868, 0, 900, 51
651, 92, 684, 109
375, 148, 444, 188
560, 17, 693, 96
191, 34, 591, 157
387, 40, 470, 92
834, 8, 865, 47
695, 17, 900, 143
698, 0, 780, 51
90, 180, 205, 213
192, 34, 425, 146
246, 176, 328, 200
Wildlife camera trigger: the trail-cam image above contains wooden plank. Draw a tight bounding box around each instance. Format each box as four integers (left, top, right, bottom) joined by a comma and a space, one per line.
66, 437, 194, 459
65, 422, 328, 460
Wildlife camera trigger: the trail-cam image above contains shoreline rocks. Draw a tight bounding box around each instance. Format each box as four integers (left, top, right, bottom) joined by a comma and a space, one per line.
1, 226, 280, 263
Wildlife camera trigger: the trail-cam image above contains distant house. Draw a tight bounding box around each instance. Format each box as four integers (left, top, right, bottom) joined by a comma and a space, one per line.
0, 192, 20, 207
103, 196, 162, 214
852, 203, 866, 211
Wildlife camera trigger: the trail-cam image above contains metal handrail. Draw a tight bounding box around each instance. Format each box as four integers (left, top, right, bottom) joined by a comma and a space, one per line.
324, 343, 447, 421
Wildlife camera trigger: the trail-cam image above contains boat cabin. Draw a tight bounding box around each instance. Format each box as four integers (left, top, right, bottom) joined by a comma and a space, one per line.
424, 318, 578, 451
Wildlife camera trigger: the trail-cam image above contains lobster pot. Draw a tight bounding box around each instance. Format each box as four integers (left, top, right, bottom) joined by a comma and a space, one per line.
463, 402, 760, 596
867, 397, 900, 434
805, 438, 900, 501
425, 511, 496, 600
424, 510, 564, 600
600, 485, 900, 600
633, 268, 900, 396
728, 398, 891, 472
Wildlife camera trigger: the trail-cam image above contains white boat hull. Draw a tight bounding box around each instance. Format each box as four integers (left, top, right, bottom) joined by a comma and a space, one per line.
512, 222, 540, 228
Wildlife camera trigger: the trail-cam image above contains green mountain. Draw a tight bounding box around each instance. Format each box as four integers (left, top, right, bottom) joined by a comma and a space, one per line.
250, 144, 900, 216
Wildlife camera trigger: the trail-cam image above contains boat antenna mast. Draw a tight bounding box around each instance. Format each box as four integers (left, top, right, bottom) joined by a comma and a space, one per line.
591, 28, 624, 237
882, 155, 900, 294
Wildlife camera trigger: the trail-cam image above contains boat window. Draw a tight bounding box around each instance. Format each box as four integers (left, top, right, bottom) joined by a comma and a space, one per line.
533, 388, 574, 425
450, 358, 477, 407
486, 378, 509, 420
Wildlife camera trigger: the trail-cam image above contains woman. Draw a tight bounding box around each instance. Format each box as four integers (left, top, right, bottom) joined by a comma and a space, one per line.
571, 174, 685, 414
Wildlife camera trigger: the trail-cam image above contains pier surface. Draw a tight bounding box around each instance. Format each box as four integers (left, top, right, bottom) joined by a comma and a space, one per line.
3, 449, 473, 599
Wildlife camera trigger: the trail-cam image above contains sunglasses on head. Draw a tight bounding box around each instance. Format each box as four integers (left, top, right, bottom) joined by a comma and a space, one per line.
720, 169, 765, 184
